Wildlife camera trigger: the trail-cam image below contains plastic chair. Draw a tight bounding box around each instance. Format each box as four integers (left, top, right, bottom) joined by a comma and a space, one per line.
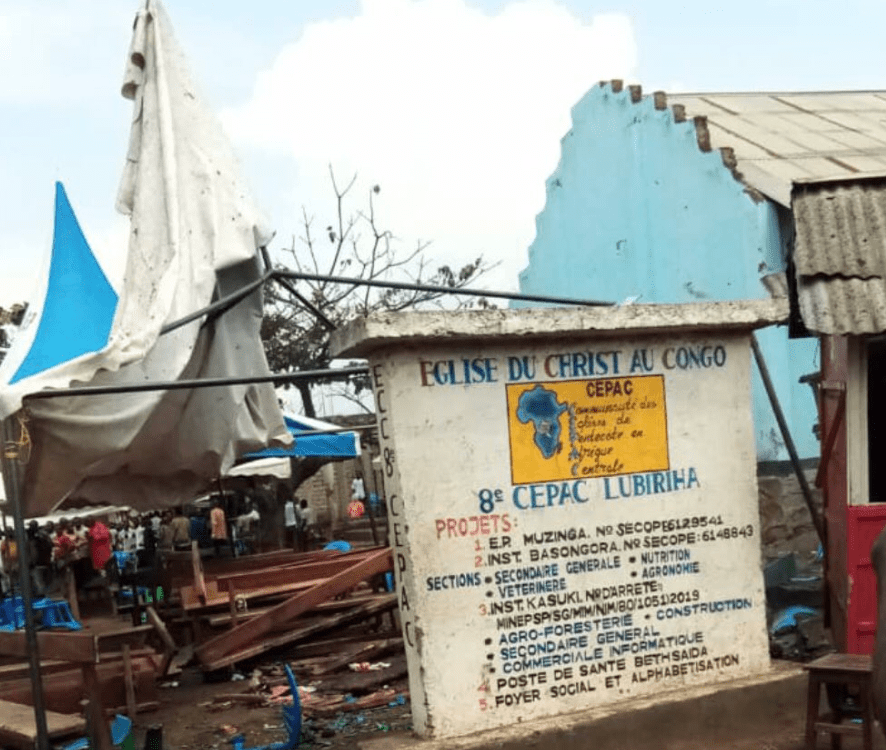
0, 596, 26, 628
323, 540, 351, 553
60, 714, 133, 750
37, 599, 82, 630
235, 664, 301, 750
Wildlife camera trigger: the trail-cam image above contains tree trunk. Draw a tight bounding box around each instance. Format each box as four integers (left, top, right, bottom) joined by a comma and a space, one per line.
296, 381, 316, 418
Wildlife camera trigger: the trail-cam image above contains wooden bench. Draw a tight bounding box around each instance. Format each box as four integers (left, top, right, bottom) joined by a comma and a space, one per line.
0, 697, 85, 750
803, 652, 874, 750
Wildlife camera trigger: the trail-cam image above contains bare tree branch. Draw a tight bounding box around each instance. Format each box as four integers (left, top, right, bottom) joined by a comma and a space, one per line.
262, 170, 496, 416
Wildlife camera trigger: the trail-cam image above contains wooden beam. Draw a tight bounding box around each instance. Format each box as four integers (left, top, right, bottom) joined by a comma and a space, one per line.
143, 607, 176, 654
179, 549, 386, 610
81, 663, 113, 750
121, 645, 137, 719
192, 541, 207, 603
199, 594, 398, 671
227, 580, 239, 628
196, 549, 394, 668
205, 591, 392, 627
0, 658, 158, 717
0, 631, 97, 664
211, 548, 379, 590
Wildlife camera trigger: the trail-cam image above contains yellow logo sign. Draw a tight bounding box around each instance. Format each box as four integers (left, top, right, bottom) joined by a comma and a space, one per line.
506, 376, 669, 485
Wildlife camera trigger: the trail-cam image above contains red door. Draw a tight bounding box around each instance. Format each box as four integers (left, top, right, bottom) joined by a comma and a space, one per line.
821, 335, 886, 653
846, 505, 886, 652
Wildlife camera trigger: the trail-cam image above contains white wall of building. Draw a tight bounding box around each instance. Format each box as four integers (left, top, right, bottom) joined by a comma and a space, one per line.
369, 327, 770, 738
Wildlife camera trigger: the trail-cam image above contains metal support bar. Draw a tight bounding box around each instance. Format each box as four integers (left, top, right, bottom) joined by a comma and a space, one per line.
751, 334, 824, 543
160, 270, 274, 336
0, 416, 50, 750
274, 269, 615, 308
160, 261, 615, 344
23, 366, 370, 400
269, 275, 337, 331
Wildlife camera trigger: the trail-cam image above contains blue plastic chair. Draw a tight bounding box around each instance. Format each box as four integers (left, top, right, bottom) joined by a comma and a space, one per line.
323, 540, 351, 553
235, 665, 301, 750
0, 596, 26, 628
60, 714, 132, 750
36, 599, 82, 630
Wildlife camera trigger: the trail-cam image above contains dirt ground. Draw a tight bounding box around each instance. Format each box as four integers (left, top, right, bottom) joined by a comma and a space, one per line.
127, 663, 412, 750
121, 660, 886, 750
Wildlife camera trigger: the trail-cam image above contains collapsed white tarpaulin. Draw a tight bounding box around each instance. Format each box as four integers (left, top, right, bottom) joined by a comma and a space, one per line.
0, 0, 290, 516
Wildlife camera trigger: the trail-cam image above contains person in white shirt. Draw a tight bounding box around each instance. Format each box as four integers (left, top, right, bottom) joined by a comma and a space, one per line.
284, 499, 298, 550
351, 475, 366, 502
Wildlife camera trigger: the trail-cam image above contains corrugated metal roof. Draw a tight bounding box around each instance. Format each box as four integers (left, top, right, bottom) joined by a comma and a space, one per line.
668, 90, 886, 207
796, 276, 886, 334
794, 181, 886, 278
793, 179, 886, 333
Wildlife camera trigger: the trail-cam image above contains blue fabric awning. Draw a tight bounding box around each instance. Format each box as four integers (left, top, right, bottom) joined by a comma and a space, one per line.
245, 414, 360, 459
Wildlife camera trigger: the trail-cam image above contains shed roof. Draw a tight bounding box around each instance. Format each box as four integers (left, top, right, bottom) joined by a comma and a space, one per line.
608, 82, 886, 335
668, 89, 886, 207
792, 178, 886, 333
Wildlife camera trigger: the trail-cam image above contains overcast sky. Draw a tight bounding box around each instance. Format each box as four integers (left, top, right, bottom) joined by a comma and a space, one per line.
2, 0, 885, 310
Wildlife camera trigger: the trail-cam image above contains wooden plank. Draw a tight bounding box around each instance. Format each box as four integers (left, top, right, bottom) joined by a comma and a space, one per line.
180, 549, 383, 609
82, 663, 114, 750
201, 548, 337, 576
0, 698, 85, 750
227, 580, 239, 627
196, 548, 392, 667
288, 630, 402, 659
214, 549, 378, 590
181, 577, 322, 611
0, 631, 97, 663
199, 587, 397, 671
192, 540, 207, 603
205, 591, 391, 627
122, 645, 137, 719
144, 607, 176, 653
94, 624, 154, 656
143, 605, 177, 677
0, 658, 158, 717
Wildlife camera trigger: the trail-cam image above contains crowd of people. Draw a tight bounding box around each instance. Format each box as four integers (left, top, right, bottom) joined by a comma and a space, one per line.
0, 476, 376, 604
0, 504, 251, 596
0, 513, 160, 599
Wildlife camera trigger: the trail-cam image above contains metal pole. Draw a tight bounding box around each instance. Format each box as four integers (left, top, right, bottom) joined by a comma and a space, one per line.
751, 334, 824, 542
274, 269, 615, 308
25, 365, 370, 400
1, 416, 50, 750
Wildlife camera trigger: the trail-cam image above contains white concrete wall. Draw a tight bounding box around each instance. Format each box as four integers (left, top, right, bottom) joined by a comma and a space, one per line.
370, 330, 769, 738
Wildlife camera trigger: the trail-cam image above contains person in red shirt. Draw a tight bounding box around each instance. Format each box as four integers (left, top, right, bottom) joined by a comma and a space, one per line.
87, 518, 112, 574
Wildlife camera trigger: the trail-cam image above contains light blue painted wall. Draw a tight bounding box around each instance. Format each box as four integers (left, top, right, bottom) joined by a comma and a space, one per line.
516, 83, 819, 463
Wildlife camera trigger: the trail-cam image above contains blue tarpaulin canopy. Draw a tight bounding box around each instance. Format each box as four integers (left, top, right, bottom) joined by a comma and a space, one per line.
5, 183, 117, 385
246, 414, 360, 460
